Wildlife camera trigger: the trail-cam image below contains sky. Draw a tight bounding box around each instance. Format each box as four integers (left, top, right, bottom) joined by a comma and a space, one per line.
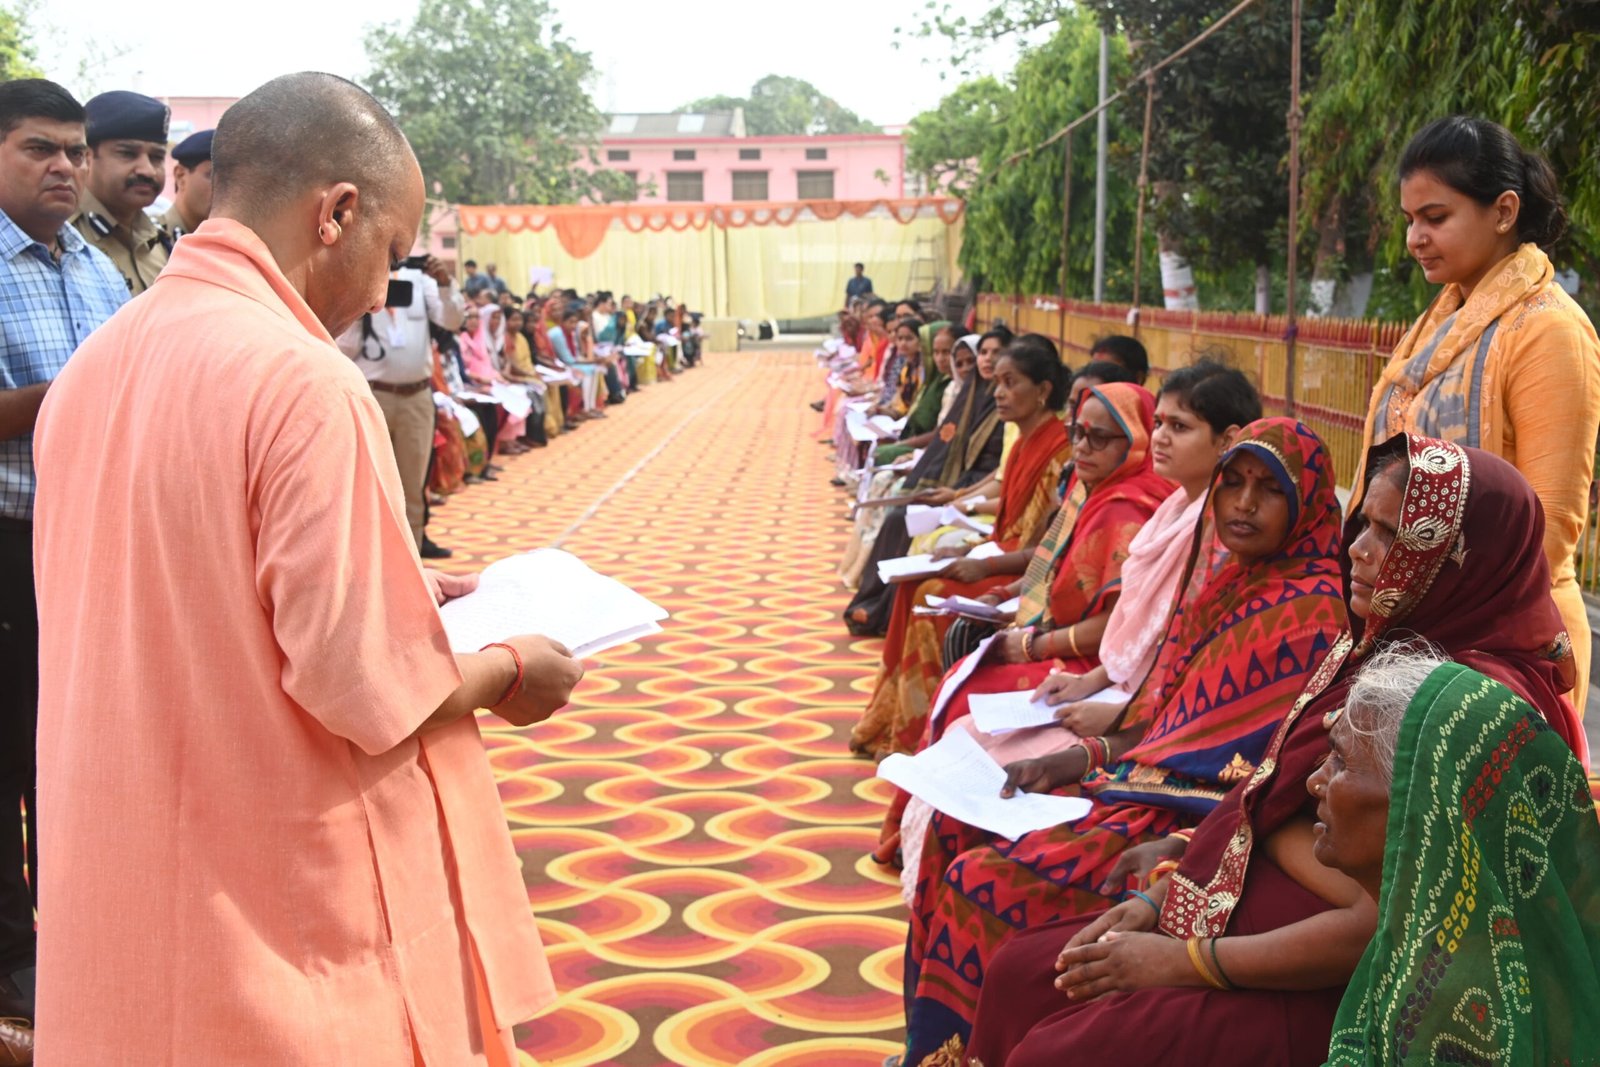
36, 0, 1025, 127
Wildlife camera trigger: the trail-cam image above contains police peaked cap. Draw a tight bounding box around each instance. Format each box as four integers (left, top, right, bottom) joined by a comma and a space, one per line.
171, 128, 214, 167
84, 91, 170, 145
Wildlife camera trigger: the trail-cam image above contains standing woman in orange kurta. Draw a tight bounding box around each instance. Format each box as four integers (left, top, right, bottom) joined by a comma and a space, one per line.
1353, 116, 1600, 712
31, 74, 583, 1066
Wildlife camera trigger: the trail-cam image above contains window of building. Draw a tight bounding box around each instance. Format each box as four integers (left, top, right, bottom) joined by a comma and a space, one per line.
441, 235, 456, 250
730, 171, 769, 201
607, 148, 630, 162
796, 170, 834, 199
739, 147, 761, 161
677, 113, 707, 133
673, 148, 696, 161
666, 171, 705, 202
805, 147, 828, 160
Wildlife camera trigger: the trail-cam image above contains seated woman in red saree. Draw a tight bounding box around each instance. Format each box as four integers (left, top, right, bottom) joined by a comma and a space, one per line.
961, 433, 1580, 1067
897, 418, 1347, 1066
849, 337, 1075, 759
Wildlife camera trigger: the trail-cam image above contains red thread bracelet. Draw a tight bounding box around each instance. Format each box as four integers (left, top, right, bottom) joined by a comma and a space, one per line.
481, 642, 523, 707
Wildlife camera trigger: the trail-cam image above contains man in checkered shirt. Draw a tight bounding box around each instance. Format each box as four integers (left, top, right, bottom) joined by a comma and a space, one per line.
0, 78, 127, 1042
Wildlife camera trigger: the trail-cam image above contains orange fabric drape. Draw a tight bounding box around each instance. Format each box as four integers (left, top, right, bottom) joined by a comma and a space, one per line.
459, 197, 964, 241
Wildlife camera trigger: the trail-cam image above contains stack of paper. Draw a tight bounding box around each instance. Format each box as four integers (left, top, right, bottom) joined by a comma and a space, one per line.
876, 554, 955, 584
969, 685, 1132, 734
877, 728, 1091, 840
438, 549, 669, 658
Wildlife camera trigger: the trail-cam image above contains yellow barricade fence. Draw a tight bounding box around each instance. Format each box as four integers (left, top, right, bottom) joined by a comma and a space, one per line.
974, 292, 1600, 597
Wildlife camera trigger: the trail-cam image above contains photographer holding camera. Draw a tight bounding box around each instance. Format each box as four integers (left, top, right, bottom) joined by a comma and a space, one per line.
337, 253, 464, 559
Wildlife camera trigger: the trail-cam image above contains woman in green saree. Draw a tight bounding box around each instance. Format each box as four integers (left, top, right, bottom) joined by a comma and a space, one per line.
1315, 651, 1600, 1065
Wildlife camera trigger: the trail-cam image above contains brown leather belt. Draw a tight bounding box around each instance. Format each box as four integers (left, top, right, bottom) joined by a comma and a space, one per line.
368, 379, 432, 396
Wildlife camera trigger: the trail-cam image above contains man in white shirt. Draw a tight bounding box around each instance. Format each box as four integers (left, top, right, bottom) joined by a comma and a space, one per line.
337, 255, 463, 557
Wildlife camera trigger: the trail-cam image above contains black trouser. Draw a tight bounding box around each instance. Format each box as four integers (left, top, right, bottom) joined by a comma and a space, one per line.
604, 362, 626, 404
0, 520, 37, 976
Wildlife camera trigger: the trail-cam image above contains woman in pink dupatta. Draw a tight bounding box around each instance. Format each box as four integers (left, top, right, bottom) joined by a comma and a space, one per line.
888, 362, 1262, 888
458, 308, 528, 451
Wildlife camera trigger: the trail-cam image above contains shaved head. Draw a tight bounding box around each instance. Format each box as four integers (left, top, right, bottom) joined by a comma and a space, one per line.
211, 72, 425, 338
213, 71, 414, 214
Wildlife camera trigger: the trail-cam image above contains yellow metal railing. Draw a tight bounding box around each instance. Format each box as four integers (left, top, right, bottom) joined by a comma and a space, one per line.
977, 292, 1600, 596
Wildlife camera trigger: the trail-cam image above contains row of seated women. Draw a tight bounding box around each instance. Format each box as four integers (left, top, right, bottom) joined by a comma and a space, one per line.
428, 292, 700, 491
832, 323, 1152, 643
854, 367, 1597, 1063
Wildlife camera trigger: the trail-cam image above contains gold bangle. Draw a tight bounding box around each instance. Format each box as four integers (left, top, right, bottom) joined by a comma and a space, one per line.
1021, 629, 1036, 662
1065, 626, 1081, 659
1187, 936, 1229, 991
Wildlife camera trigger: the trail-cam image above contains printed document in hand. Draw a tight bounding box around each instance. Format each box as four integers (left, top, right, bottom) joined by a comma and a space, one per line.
877, 728, 1092, 840
969, 684, 1133, 734
876, 553, 955, 584
438, 549, 668, 657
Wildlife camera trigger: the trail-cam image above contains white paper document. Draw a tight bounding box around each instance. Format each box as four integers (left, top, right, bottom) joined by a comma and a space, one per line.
968, 539, 1006, 561
437, 549, 669, 657
905, 504, 944, 537
489, 382, 533, 420
876, 553, 955, 584
877, 728, 1092, 840
969, 684, 1131, 734
922, 594, 1021, 623
929, 633, 998, 727
535, 365, 577, 385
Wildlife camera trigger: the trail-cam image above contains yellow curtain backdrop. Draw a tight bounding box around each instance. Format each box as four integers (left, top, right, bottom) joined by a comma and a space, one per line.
457, 203, 964, 321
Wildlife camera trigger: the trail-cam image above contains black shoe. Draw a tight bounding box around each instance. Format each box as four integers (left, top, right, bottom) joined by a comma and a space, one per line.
479, 470, 499, 481
421, 537, 453, 560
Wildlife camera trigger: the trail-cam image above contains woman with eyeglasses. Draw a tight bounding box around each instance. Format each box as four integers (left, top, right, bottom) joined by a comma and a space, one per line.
890, 418, 1347, 1066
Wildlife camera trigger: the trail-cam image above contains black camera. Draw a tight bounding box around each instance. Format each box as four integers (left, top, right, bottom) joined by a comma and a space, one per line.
385, 279, 415, 307
400, 254, 430, 271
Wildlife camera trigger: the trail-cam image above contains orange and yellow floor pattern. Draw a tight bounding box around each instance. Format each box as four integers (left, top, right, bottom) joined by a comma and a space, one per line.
429, 351, 906, 1066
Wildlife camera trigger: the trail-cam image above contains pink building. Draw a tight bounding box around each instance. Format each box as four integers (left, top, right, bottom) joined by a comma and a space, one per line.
595, 110, 907, 203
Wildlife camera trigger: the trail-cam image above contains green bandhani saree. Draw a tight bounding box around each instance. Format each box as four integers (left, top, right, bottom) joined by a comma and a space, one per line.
1324, 663, 1600, 1065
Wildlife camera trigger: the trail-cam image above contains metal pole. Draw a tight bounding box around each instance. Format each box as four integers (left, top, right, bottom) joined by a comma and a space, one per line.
1130, 74, 1155, 332
1094, 29, 1109, 303
1060, 133, 1073, 345
1284, 0, 1303, 415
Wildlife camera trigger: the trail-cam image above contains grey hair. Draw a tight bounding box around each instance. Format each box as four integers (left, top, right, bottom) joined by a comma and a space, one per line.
1343, 640, 1452, 787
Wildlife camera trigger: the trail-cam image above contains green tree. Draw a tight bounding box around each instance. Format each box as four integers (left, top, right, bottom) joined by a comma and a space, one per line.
1304, 0, 1600, 318
680, 75, 878, 135
959, 12, 1147, 297
903, 76, 1011, 196
0, 3, 41, 81
364, 0, 628, 205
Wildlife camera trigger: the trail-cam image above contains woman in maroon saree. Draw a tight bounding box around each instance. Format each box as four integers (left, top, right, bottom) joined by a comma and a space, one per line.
960, 433, 1579, 1067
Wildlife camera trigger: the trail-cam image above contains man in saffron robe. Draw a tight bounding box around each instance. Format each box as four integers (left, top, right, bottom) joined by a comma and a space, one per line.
31, 73, 583, 1064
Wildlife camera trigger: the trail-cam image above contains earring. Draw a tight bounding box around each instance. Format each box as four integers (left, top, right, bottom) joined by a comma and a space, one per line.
1497, 223, 1510, 233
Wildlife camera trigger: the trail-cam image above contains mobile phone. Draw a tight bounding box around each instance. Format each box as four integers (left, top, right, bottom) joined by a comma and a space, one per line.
385, 279, 415, 307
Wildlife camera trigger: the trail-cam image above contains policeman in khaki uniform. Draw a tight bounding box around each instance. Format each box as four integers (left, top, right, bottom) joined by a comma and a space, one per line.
158, 128, 213, 242
69, 91, 170, 295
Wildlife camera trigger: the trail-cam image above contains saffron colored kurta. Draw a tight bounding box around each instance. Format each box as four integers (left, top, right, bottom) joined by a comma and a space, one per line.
31, 220, 554, 1065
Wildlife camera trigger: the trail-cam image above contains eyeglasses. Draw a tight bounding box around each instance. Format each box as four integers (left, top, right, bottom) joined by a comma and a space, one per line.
1070, 424, 1128, 452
